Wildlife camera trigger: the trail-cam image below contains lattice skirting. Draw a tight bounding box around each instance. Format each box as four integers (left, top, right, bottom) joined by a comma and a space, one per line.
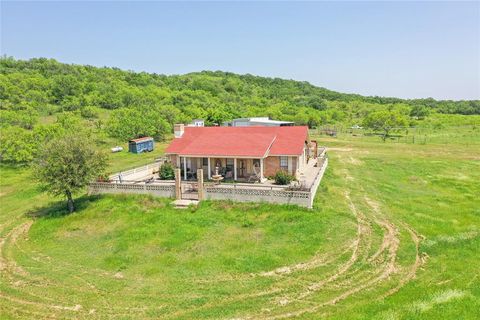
89, 182, 175, 198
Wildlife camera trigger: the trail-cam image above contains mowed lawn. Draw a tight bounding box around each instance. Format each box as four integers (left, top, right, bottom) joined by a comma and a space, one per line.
0, 132, 479, 319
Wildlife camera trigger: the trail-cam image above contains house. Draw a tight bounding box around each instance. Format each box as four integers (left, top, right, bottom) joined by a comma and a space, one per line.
165, 124, 318, 181
188, 119, 205, 127
223, 117, 294, 127
128, 137, 154, 154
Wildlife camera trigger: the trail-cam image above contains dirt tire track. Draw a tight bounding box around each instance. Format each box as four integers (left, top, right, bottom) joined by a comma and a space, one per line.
1, 221, 32, 277
293, 191, 367, 301
379, 222, 427, 299
0, 221, 87, 316
1, 225, 167, 317
285, 196, 398, 303
250, 194, 402, 320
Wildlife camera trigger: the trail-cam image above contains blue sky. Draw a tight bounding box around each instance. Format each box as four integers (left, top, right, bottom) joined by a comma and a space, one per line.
1, 1, 479, 100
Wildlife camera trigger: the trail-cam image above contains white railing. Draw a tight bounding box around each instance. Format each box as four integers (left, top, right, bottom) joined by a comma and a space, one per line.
307, 157, 328, 208
109, 162, 164, 181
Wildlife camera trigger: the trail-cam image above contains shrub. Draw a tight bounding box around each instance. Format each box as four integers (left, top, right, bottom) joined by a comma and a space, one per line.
159, 163, 175, 180
274, 170, 295, 185
80, 106, 100, 119
97, 173, 111, 182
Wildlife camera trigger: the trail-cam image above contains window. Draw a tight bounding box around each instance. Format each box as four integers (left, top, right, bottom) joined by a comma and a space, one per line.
280, 156, 288, 171
226, 159, 234, 172
203, 158, 208, 166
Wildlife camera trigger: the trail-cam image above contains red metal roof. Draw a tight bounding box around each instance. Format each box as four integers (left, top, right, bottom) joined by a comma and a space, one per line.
165, 126, 308, 157
129, 137, 154, 143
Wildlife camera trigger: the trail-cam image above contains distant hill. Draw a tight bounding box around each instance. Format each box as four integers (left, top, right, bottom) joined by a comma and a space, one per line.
1, 57, 479, 124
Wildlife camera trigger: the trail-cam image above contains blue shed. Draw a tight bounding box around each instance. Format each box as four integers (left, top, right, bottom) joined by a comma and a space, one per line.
128, 137, 154, 154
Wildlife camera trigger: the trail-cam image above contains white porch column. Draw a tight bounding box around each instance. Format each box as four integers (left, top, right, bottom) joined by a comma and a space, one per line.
207, 157, 211, 180
260, 158, 264, 180
233, 158, 237, 181
183, 157, 187, 180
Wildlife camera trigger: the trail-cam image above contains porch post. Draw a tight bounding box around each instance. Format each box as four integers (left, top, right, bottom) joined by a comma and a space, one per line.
233, 158, 237, 181
176, 155, 180, 167
260, 158, 264, 181
207, 158, 211, 180
183, 157, 187, 180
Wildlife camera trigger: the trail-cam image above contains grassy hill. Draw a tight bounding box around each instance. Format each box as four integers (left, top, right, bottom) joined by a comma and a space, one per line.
1, 57, 479, 165
1, 129, 478, 319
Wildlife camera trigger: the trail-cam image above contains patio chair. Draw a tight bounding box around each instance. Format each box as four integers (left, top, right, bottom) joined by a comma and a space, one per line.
187, 171, 197, 180
247, 174, 259, 183
220, 167, 227, 176
247, 165, 261, 183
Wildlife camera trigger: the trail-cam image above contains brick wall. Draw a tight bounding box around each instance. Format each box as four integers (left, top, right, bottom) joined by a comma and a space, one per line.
265, 156, 297, 177
292, 157, 297, 177
168, 155, 178, 167
264, 156, 280, 177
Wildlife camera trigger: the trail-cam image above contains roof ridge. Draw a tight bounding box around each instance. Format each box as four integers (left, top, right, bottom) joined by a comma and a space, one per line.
263, 134, 277, 158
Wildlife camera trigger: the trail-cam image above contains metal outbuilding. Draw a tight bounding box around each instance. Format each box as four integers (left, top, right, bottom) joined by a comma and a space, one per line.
223, 117, 294, 127
128, 137, 154, 154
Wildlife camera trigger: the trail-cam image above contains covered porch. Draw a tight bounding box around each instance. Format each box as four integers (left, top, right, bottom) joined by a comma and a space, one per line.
177, 156, 265, 182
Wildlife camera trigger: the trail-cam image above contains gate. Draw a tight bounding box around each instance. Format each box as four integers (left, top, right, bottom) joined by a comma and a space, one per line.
181, 181, 199, 200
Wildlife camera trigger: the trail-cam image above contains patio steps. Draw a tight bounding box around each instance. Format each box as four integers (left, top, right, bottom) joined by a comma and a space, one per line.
172, 199, 199, 209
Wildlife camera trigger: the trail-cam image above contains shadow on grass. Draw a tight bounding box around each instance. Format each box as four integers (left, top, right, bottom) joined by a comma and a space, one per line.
25, 194, 103, 219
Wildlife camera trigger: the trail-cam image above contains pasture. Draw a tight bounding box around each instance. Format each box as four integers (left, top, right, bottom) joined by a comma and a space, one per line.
1, 131, 479, 319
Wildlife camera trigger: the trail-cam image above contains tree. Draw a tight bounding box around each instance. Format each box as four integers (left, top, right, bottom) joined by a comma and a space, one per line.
106, 107, 171, 141
33, 134, 107, 213
362, 110, 408, 141
0, 126, 37, 164
410, 105, 430, 119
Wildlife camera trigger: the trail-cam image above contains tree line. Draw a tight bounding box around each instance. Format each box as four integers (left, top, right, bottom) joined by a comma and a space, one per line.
1, 56, 479, 165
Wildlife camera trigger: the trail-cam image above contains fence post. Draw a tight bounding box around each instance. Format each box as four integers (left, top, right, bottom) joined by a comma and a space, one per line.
197, 169, 204, 201
175, 168, 181, 200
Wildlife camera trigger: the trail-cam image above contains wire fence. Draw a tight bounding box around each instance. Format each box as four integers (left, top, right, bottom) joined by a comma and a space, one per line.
310, 124, 479, 145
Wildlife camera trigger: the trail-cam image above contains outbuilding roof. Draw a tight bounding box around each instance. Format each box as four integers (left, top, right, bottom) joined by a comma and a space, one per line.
165, 126, 308, 158
129, 137, 154, 143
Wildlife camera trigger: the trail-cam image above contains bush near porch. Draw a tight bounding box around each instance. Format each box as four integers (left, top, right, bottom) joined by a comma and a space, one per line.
273, 170, 296, 185
159, 162, 175, 180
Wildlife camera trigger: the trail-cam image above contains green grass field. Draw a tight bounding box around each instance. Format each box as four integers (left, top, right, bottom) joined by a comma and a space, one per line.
1, 131, 479, 319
